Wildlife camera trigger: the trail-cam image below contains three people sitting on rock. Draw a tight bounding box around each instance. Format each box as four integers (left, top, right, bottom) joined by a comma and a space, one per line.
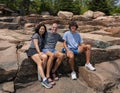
27, 21, 96, 89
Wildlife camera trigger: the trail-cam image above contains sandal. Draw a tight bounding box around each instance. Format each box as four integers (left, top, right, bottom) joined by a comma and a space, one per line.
47, 77, 55, 85
52, 73, 59, 81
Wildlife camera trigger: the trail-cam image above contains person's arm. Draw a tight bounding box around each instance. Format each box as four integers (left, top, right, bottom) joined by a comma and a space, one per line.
78, 33, 84, 46
33, 39, 42, 55
63, 40, 73, 57
79, 42, 85, 47
63, 32, 70, 51
63, 40, 69, 52
58, 34, 64, 42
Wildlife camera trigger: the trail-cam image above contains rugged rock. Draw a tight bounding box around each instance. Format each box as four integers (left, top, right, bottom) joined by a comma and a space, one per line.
0, 11, 120, 93
57, 11, 73, 19
79, 59, 120, 92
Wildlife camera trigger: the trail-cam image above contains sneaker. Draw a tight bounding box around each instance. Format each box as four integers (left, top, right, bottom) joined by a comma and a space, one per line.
38, 72, 41, 81
85, 63, 96, 71
71, 71, 77, 80
41, 79, 52, 89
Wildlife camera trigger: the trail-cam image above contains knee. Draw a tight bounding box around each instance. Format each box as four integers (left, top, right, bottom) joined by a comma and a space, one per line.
42, 54, 48, 60
86, 44, 91, 49
49, 53, 55, 58
69, 54, 74, 59
57, 54, 64, 60
37, 61, 43, 66
60, 53, 64, 57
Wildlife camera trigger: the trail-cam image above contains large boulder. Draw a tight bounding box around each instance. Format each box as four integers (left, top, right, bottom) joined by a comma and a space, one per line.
57, 11, 73, 19
0, 17, 14, 22
0, 22, 19, 29
93, 11, 105, 19
0, 46, 18, 82
79, 59, 120, 92
72, 15, 91, 21
14, 52, 38, 89
15, 79, 95, 93
104, 27, 120, 37
83, 10, 94, 19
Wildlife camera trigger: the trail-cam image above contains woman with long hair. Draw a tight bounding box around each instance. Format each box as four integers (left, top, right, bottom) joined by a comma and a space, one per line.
27, 23, 52, 89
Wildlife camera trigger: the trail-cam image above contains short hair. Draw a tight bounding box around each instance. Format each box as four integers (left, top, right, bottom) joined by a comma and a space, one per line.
69, 21, 78, 29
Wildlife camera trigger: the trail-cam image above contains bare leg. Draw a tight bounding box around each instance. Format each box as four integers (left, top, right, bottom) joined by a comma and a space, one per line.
85, 44, 91, 64
67, 51, 77, 80
31, 54, 46, 79
78, 44, 91, 64
52, 52, 64, 73
67, 51, 75, 71
45, 52, 55, 78
40, 54, 48, 70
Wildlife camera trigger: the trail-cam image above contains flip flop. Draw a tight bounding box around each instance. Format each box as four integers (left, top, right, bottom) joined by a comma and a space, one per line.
52, 73, 59, 81
47, 77, 56, 85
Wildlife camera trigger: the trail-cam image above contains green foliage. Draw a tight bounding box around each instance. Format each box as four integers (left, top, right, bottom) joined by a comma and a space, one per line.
0, 0, 120, 16
30, 0, 41, 14
110, 6, 120, 15
40, 1, 54, 15
54, 0, 81, 15
87, 0, 119, 15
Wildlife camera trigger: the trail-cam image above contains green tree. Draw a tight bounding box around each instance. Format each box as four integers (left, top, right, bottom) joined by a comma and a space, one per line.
88, 0, 119, 15
40, 0, 54, 14
54, 0, 82, 15
17, 0, 31, 15
0, 0, 120, 16
29, 0, 41, 14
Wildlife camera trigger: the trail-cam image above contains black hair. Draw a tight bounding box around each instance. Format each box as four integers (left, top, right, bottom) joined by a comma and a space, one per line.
34, 23, 47, 39
69, 21, 78, 30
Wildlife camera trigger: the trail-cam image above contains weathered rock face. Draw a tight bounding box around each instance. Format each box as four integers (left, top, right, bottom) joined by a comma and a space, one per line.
0, 45, 17, 83
1, 82, 14, 93
0, 28, 32, 92
15, 79, 96, 93
79, 59, 120, 92
14, 57, 38, 89
0, 10, 120, 93
57, 11, 73, 19
83, 10, 94, 19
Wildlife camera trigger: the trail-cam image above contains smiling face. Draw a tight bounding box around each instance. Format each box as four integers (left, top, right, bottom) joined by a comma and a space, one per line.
39, 26, 45, 35
51, 23, 58, 34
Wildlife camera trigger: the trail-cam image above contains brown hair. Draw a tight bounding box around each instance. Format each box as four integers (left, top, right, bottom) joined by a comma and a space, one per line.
69, 21, 78, 29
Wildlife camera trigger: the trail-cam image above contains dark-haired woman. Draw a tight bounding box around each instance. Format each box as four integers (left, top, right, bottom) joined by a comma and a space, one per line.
27, 24, 52, 89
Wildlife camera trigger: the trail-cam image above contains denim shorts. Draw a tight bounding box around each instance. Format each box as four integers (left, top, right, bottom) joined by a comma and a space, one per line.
61, 48, 79, 54
42, 49, 58, 54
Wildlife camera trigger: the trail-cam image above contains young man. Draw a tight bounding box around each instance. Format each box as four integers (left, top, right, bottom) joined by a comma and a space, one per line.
63, 21, 96, 80
42, 23, 64, 84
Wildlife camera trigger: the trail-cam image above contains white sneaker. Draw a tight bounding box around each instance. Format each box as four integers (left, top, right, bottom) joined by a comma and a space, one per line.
71, 71, 77, 80
85, 63, 96, 71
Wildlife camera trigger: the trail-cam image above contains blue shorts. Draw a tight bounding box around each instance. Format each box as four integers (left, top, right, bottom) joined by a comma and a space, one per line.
62, 48, 79, 54
42, 49, 58, 54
